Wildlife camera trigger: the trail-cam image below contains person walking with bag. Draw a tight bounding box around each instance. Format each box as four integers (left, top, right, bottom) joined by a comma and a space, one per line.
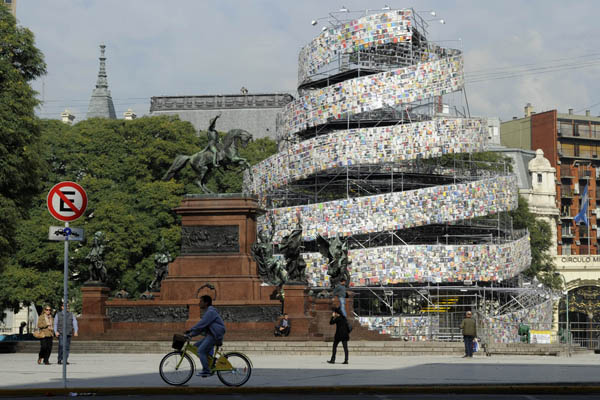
37, 305, 54, 365
460, 310, 477, 358
327, 307, 349, 365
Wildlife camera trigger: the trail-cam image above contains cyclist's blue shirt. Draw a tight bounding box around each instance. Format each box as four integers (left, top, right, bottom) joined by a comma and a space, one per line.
190, 306, 226, 340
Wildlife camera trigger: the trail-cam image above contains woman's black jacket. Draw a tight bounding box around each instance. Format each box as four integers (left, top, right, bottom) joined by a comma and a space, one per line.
330, 315, 350, 341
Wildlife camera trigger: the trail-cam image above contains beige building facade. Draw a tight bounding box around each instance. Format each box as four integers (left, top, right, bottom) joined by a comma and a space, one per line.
2, 0, 16, 16
526, 147, 600, 347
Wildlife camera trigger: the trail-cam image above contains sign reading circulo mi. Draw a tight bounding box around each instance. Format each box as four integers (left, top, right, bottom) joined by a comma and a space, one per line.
47, 181, 88, 222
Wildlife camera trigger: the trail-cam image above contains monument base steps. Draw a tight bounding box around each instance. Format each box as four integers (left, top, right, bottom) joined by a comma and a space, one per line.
14, 340, 592, 357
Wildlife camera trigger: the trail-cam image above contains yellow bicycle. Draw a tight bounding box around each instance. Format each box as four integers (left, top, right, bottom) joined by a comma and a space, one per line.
159, 334, 252, 387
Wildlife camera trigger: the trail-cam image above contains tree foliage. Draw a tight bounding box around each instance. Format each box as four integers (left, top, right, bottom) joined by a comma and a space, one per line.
1, 116, 278, 312
511, 196, 561, 289
0, 7, 47, 271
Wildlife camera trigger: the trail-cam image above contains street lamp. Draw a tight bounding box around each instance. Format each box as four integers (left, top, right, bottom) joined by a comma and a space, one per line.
555, 272, 570, 349
427, 18, 445, 25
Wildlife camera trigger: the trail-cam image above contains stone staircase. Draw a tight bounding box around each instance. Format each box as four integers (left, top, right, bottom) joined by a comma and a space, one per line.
12, 340, 592, 357
307, 297, 399, 341
485, 342, 593, 357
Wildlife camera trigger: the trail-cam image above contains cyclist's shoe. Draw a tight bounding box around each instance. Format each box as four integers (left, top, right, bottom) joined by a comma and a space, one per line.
196, 370, 213, 377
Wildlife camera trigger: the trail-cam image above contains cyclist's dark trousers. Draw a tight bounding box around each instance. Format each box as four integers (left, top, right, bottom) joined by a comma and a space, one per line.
57, 335, 72, 362
331, 339, 348, 362
195, 335, 216, 373
38, 337, 52, 363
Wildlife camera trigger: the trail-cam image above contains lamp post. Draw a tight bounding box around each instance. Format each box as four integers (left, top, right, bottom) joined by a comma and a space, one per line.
555, 273, 570, 353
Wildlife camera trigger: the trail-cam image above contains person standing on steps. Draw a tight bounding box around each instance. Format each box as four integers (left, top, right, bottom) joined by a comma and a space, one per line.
332, 278, 348, 317
327, 307, 349, 365
54, 302, 78, 365
460, 310, 477, 358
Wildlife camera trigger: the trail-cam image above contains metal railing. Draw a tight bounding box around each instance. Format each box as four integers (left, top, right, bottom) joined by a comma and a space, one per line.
559, 321, 600, 349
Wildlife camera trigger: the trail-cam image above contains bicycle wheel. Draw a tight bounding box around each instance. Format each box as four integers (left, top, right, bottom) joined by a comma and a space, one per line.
159, 351, 194, 386
216, 352, 252, 387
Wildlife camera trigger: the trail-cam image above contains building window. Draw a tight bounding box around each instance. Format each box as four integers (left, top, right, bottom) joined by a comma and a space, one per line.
537, 174, 542, 183
593, 124, 600, 138
4, 0, 12, 4
563, 244, 571, 255
559, 121, 573, 136
578, 123, 591, 138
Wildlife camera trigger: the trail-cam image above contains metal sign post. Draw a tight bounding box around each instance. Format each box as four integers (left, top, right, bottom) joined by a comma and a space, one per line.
62, 223, 69, 388
47, 182, 87, 389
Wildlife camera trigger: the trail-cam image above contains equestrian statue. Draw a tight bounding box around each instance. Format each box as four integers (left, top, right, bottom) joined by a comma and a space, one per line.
162, 113, 253, 193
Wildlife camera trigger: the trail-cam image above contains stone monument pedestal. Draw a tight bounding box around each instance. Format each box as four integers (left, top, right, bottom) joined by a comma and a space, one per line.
159, 194, 278, 304
283, 284, 311, 337
90, 194, 282, 340
78, 285, 111, 336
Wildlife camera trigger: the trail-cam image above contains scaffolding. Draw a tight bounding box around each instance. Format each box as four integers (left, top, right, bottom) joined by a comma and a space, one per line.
255, 8, 552, 342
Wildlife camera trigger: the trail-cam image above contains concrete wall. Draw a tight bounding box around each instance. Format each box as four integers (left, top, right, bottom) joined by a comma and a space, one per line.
501, 117, 531, 150
151, 108, 281, 140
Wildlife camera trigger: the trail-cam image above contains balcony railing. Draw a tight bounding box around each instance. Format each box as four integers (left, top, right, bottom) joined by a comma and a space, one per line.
560, 166, 575, 178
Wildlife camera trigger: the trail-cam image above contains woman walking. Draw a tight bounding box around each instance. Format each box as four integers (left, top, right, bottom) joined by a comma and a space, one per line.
37, 305, 54, 365
327, 307, 349, 364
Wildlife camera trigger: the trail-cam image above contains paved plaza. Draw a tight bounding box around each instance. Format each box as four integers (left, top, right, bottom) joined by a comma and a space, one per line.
1, 352, 600, 396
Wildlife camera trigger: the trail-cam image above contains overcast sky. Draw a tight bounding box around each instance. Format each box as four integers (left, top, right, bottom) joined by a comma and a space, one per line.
15, 0, 600, 123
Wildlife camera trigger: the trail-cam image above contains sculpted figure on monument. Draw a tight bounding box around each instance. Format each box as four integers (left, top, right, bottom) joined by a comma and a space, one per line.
251, 219, 288, 287
149, 239, 173, 291
162, 114, 253, 193
279, 219, 307, 284
317, 234, 351, 288
85, 231, 107, 284
206, 113, 221, 167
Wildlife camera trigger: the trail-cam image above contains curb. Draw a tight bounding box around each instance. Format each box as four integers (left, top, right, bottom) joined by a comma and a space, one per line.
2, 384, 600, 397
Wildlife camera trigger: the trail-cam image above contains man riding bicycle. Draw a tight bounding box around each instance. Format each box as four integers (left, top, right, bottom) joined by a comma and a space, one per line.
186, 295, 226, 377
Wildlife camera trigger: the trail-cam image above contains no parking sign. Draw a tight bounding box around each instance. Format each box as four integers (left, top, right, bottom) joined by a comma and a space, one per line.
47, 181, 87, 222
46, 181, 88, 386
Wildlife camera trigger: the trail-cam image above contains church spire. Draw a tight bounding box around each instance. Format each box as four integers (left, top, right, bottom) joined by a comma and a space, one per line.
87, 44, 116, 119
96, 44, 109, 89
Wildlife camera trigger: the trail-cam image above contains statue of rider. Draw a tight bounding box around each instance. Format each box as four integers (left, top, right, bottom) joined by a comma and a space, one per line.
206, 113, 222, 167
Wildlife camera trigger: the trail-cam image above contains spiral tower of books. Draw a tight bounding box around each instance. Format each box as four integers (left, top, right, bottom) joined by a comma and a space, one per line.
246, 9, 552, 341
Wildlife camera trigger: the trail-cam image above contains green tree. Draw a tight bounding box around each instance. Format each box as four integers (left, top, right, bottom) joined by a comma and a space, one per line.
0, 7, 47, 272
511, 196, 561, 289
1, 116, 278, 311
1, 116, 196, 310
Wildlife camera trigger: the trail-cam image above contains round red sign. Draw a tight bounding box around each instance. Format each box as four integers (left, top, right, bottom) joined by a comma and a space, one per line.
47, 181, 88, 222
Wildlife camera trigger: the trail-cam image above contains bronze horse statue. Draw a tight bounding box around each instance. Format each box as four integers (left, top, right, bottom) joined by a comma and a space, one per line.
162, 129, 252, 193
